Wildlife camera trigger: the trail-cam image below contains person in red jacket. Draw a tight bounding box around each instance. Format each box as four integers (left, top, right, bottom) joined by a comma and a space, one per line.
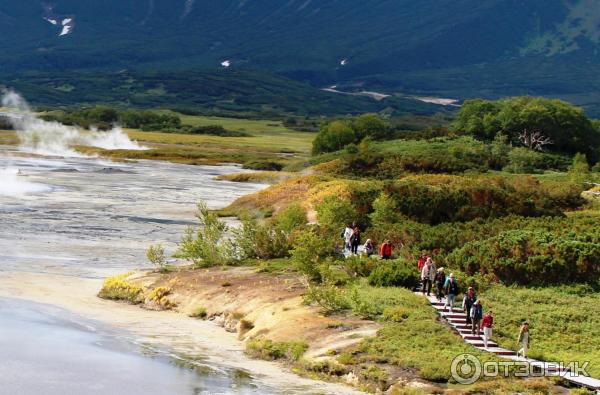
380, 240, 393, 259
482, 311, 494, 349
417, 252, 428, 270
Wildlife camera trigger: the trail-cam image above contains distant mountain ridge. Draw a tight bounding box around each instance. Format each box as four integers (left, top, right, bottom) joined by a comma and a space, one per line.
1, 0, 600, 111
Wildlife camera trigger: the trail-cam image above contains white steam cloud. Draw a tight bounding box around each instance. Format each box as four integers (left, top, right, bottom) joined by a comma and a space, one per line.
0, 167, 52, 197
1, 91, 146, 157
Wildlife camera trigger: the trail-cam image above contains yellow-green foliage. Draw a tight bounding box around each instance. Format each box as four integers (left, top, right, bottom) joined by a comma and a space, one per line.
147, 286, 177, 309
245, 338, 308, 362
98, 273, 143, 303
215, 171, 294, 184
189, 306, 208, 319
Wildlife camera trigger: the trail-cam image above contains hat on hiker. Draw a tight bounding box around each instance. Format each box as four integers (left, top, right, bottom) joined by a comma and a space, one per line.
450, 273, 455, 278
437, 267, 444, 272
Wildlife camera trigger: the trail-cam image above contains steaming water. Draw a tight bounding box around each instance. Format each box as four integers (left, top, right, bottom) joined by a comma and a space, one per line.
0, 147, 263, 277
1, 91, 146, 157
0, 145, 301, 394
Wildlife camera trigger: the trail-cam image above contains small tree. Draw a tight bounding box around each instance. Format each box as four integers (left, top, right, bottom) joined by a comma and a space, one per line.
175, 201, 234, 267
569, 153, 590, 186
276, 203, 308, 234
290, 228, 330, 282
147, 244, 168, 272
369, 192, 399, 225
489, 133, 511, 169
315, 195, 357, 231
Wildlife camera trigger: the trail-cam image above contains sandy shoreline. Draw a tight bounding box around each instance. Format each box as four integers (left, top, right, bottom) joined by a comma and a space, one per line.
0, 271, 365, 394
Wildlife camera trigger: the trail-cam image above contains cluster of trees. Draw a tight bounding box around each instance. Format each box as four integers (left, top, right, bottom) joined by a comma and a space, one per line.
42, 106, 250, 136
454, 97, 600, 160
43, 106, 181, 131
312, 113, 389, 154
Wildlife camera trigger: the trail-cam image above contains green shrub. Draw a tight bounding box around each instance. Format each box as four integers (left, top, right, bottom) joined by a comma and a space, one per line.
290, 228, 333, 282
382, 306, 411, 322
386, 174, 583, 224
245, 338, 308, 361
243, 160, 284, 171
233, 215, 291, 260
504, 147, 570, 173
369, 192, 400, 225
189, 306, 208, 319
188, 125, 250, 137
303, 284, 350, 315
312, 120, 356, 154
339, 255, 379, 278
368, 259, 419, 288
146, 244, 168, 272
447, 229, 600, 285
275, 203, 307, 234
348, 287, 381, 319
175, 201, 235, 267
315, 195, 359, 231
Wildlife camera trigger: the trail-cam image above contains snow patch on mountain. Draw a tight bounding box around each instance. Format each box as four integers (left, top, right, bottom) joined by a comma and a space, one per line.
44, 18, 57, 25
60, 25, 72, 36
221, 60, 231, 68
182, 0, 195, 18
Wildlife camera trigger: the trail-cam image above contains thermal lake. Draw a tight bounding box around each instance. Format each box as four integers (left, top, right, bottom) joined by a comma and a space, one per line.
0, 146, 353, 394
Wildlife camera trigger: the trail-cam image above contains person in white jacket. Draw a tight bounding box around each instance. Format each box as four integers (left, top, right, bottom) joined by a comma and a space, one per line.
343, 224, 354, 251
420, 258, 436, 296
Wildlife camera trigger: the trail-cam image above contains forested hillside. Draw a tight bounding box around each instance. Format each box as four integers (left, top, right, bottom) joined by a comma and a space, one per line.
2, 0, 600, 111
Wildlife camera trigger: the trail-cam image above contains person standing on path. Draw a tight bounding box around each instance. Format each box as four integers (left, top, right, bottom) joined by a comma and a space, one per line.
462, 287, 477, 325
343, 223, 354, 252
444, 273, 459, 311
380, 240, 393, 260
434, 267, 446, 302
363, 239, 374, 256
350, 225, 361, 255
482, 311, 494, 349
420, 258, 436, 296
470, 300, 483, 336
417, 252, 428, 271
517, 322, 531, 358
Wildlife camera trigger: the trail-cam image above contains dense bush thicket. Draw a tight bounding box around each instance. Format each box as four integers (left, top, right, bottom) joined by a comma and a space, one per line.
313, 136, 573, 178
42, 106, 249, 136
368, 259, 419, 287
446, 229, 600, 285
43, 106, 181, 131
454, 97, 600, 160
312, 113, 388, 154
386, 174, 583, 224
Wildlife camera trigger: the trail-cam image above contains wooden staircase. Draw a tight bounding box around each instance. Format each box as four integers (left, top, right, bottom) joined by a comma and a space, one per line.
419, 293, 600, 392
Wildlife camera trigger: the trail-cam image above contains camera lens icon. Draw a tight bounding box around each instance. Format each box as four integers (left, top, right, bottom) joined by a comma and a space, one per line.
451, 354, 482, 384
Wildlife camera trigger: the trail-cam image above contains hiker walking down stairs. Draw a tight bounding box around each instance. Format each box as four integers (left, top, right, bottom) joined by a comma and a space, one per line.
420, 258, 436, 296
444, 273, 459, 311
434, 267, 446, 302
462, 287, 477, 325
517, 322, 531, 358
470, 299, 483, 336
482, 310, 494, 349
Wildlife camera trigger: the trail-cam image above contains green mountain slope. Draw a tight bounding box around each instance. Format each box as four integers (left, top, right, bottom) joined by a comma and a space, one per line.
1, 0, 600, 111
